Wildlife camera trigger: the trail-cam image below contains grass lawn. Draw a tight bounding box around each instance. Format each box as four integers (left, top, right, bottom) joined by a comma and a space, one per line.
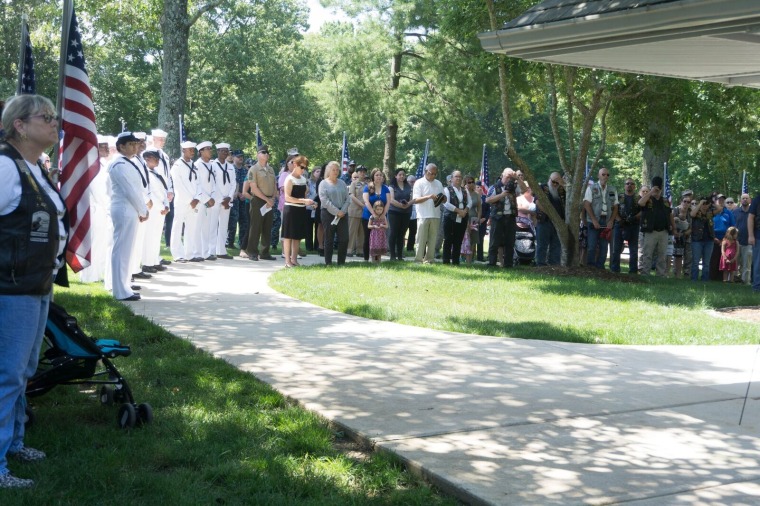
270, 262, 760, 345
2, 279, 454, 505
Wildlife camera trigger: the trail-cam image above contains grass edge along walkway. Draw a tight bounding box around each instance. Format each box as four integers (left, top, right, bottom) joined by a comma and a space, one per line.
2, 279, 456, 506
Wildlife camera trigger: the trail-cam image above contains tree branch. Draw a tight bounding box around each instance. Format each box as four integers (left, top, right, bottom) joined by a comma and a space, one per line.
188, 0, 225, 27
547, 65, 569, 173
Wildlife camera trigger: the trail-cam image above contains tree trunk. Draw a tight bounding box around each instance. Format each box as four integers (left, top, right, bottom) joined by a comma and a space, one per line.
641, 120, 671, 185
383, 51, 402, 173
158, 0, 191, 159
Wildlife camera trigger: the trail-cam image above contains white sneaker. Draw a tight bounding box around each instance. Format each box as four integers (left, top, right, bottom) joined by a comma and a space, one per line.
9, 446, 46, 462
0, 472, 34, 488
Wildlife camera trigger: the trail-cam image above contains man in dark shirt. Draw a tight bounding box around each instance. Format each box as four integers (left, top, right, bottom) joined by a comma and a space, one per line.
733, 193, 752, 284
748, 192, 760, 292
638, 176, 676, 277
227, 150, 250, 251
611, 177, 641, 273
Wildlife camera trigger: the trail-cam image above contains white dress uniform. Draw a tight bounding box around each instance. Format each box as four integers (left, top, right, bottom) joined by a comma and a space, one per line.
156, 148, 173, 197
79, 156, 112, 282
195, 158, 219, 258
214, 158, 236, 255
109, 155, 149, 299
170, 157, 201, 260
130, 155, 152, 275
142, 167, 170, 267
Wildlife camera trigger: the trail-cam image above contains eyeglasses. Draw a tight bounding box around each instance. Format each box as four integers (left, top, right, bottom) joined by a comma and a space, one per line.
259, 151, 269, 155
726, 201, 734, 204
551, 180, 561, 185
683, 200, 691, 204
624, 182, 635, 185
466, 180, 474, 184
26, 113, 59, 124
600, 173, 609, 177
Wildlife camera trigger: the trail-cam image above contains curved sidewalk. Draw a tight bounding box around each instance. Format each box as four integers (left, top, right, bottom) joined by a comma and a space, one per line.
126, 255, 760, 505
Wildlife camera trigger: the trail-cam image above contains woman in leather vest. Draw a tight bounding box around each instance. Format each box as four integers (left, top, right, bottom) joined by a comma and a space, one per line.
0, 94, 66, 488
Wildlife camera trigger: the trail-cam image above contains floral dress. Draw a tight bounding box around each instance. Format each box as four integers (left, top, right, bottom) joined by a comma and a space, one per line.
719, 240, 737, 271
368, 216, 388, 256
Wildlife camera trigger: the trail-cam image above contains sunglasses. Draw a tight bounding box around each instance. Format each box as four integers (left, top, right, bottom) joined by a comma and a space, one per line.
551, 180, 561, 185
27, 113, 59, 124
298, 164, 308, 170
625, 182, 635, 185
259, 151, 269, 155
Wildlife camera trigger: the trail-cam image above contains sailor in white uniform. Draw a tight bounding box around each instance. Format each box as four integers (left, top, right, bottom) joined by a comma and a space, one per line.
141, 150, 170, 270
194, 141, 218, 261
131, 132, 153, 279
109, 132, 149, 301
79, 135, 113, 283
213, 143, 236, 259
169, 141, 200, 262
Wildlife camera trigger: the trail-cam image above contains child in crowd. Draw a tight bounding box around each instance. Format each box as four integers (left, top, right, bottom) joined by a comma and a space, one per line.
368, 201, 388, 263
720, 226, 739, 282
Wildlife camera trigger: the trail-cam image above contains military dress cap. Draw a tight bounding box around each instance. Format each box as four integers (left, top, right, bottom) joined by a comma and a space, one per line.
215, 143, 231, 150
133, 132, 147, 140
97, 134, 109, 145
142, 150, 160, 159
717, 194, 726, 199
196, 141, 213, 150
232, 149, 244, 157
115, 131, 140, 145
258, 144, 270, 153
348, 160, 356, 166
356, 165, 367, 172
151, 128, 168, 137
180, 141, 197, 149
286, 147, 299, 156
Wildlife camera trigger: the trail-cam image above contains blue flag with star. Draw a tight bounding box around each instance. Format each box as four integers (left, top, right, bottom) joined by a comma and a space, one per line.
19, 20, 36, 94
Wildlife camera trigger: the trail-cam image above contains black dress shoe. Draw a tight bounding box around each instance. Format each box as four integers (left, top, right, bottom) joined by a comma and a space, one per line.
205, 255, 217, 261
218, 254, 233, 260
153, 264, 167, 271
142, 266, 158, 273
189, 257, 205, 262
175, 258, 187, 263
119, 294, 141, 301
249, 255, 259, 261
259, 255, 276, 261
131, 285, 142, 291
160, 259, 172, 265
134, 272, 152, 279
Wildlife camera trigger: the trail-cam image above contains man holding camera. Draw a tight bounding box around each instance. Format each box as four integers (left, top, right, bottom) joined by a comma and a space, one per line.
611, 178, 640, 273
638, 176, 677, 277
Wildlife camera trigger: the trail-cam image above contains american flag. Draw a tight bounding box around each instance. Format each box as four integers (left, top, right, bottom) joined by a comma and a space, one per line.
18, 18, 36, 94
340, 132, 350, 175
479, 144, 490, 193
584, 154, 591, 185
59, 2, 99, 273
415, 139, 430, 179
664, 162, 672, 204
256, 123, 263, 150
742, 170, 749, 195
179, 114, 188, 142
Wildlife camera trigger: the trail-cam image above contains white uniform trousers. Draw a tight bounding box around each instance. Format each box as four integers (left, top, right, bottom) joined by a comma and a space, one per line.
111, 205, 139, 299
170, 201, 199, 260
204, 204, 221, 257
193, 206, 208, 259
216, 205, 232, 255
142, 209, 166, 267
130, 220, 148, 275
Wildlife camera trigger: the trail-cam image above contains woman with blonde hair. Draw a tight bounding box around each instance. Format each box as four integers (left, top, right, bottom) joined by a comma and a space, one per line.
282, 155, 316, 267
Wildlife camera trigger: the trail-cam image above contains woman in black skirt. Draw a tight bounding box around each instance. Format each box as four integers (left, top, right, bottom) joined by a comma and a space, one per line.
282, 155, 315, 267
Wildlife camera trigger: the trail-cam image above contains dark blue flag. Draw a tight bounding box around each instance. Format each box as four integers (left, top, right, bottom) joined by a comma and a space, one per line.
19, 20, 36, 94
415, 139, 430, 180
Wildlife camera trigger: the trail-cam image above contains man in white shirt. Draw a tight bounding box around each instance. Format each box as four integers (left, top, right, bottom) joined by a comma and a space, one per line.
141, 151, 170, 271
194, 141, 218, 261
411, 163, 444, 264
213, 143, 236, 259
583, 167, 619, 268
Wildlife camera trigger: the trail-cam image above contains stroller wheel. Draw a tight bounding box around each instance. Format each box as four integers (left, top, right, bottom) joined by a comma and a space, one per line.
117, 403, 136, 429
137, 403, 153, 425
100, 386, 115, 406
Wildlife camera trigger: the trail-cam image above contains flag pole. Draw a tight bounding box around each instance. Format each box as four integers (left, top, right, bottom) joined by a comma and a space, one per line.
16, 14, 28, 95
54, 0, 73, 170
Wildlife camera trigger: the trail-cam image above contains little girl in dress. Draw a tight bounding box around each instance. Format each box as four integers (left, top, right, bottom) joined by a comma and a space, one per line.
720, 226, 739, 282
368, 201, 388, 263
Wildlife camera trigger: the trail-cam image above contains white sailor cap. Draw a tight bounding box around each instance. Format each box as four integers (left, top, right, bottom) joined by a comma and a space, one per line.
116, 131, 140, 145
151, 128, 168, 137
215, 143, 231, 150
196, 141, 213, 150
133, 132, 147, 140
180, 141, 197, 149
107, 136, 117, 148
97, 134, 109, 144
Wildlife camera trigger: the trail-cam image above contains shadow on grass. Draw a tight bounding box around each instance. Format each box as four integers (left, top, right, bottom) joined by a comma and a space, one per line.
446, 315, 595, 344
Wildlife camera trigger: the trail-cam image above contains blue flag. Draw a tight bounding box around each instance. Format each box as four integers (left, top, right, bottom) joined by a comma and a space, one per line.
415, 139, 430, 180
19, 19, 36, 94
340, 132, 350, 175
256, 124, 263, 150
664, 162, 672, 204
179, 114, 188, 142
742, 170, 749, 195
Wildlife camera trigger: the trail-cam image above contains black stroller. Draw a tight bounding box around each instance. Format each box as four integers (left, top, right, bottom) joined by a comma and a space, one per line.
26, 301, 152, 429
514, 216, 537, 265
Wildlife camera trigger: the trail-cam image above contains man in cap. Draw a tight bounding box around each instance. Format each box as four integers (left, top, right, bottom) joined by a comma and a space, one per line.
733, 193, 753, 284
228, 149, 250, 253
213, 143, 236, 259
194, 141, 218, 261
486, 168, 522, 267
141, 151, 170, 271
131, 133, 154, 279
152, 129, 174, 249
243, 144, 277, 261
109, 132, 149, 301
638, 176, 676, 277
169, 141, 201, 262
342, 159, 356, 184
710, 193, 735, 281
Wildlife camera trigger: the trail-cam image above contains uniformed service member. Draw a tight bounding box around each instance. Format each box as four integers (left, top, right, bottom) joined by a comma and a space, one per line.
169, 141, 200, 262
213, 143, 236, 259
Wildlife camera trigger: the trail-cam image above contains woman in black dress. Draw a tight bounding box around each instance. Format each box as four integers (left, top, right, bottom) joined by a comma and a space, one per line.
282, 155, 315, 267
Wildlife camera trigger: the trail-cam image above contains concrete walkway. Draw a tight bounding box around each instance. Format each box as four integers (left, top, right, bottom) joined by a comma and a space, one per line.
126, 255, 760, 505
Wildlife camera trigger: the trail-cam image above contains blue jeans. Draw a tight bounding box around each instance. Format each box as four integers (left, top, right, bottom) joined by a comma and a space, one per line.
610, 222, 639, 273
691, 240, 714, 281
586, 217, 610, 268
753, 240, 760, 291
0, 292, 50, 474
535, 221, 561, 265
